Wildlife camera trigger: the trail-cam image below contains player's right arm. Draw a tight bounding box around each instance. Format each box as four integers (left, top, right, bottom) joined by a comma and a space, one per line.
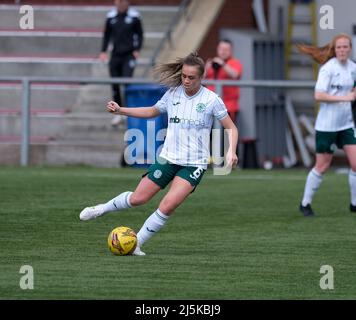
106, 101, 160, 118
314, 91, 355, 102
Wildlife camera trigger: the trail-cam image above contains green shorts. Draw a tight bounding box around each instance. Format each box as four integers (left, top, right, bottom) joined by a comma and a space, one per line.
316, 128, 356, 153
143, 158, 206, 190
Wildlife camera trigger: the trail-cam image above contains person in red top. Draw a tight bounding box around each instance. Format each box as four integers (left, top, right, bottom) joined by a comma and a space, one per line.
205, 39, 243, 123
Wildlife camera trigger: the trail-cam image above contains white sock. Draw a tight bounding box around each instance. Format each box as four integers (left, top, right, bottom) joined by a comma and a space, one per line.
137, 209, 169, 247
349, 170, 356, 206
101, 191, 132, 213
302, 168, 323, 206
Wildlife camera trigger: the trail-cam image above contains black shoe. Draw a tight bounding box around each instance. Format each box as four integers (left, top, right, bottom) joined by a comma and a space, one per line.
299, 203, 315, 217
350, 204, 356, 212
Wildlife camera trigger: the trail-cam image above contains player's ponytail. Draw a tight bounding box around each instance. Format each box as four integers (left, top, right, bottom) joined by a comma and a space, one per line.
154, 52, 205, 88
296, 33, 352, 65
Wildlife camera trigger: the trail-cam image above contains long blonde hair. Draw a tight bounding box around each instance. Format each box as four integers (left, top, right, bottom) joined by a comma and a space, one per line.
154, 52, 205, 88
296, 33, 352, 64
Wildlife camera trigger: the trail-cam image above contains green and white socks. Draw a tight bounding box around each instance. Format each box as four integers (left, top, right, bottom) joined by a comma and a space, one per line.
302, 168, 323, 206
102, 191, 133, 213
100, 192, 169, 249
302, 168, 356, 208
137, 209, 169, 247
349, 170, 356, 206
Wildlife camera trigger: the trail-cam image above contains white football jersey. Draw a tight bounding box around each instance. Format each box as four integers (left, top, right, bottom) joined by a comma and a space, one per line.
154, 85, 228, 168
315, 57, 356, 131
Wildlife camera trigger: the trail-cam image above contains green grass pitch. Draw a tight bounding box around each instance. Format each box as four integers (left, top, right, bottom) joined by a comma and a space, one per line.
1, 166, 356, 299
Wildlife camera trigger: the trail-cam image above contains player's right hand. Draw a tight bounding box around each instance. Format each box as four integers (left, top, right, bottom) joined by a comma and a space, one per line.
107, 101, 120, 114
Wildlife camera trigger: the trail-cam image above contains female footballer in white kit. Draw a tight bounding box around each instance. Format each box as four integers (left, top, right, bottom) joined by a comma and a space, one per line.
79, 53, 238, 255
298, 33, 356, 216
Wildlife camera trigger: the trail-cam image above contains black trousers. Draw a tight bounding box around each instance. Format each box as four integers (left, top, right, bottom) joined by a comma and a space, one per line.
109, 53, 136, 105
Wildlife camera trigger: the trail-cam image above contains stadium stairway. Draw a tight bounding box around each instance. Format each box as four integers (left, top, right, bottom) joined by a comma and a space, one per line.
284, 1, 317, 118
156, 0, 224, 66
0, 4, 179, 166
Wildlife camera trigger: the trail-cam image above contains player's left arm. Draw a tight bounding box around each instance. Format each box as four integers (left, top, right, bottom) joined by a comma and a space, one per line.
219, 115, 239, 167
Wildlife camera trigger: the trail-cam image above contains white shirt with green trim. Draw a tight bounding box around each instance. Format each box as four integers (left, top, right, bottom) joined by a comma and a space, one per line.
315, 57, 356, 132
154, 85, 228, 168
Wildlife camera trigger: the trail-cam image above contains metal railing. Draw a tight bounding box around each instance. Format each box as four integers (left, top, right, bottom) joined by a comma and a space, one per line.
0, 76, 315, 167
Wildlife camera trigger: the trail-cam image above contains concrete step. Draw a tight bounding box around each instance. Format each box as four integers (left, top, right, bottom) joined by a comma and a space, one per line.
133, 64, 152, 77
0, 139, 125, 167
0, 108, 69, 116
0, 112, 125, 140
0, 55, 151, 77
0, 32, 161, 56
0, 135, 52, 143
0, 83, 81, 110
0, 5, 178, 32
71, 84, 112, 113
58, 114, 126, 141
0, 56, 97, 77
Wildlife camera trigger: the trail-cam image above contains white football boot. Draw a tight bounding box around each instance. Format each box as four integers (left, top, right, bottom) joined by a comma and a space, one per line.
132, 245, 146, 256
79, 204, 105, 221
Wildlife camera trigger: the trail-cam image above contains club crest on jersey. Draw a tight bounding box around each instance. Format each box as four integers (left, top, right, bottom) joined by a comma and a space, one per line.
196, 103, 206, 113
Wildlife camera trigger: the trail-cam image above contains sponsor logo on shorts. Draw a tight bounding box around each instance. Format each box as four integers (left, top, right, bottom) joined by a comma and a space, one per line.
153, 170, 162, 179
189, 167, 204, 181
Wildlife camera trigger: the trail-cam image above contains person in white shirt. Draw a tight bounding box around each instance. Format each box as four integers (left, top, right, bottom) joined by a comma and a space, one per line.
79, 53, 238, 255
297, 33, 356, 216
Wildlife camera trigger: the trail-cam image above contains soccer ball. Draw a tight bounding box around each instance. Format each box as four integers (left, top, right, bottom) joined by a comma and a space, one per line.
107, 226, 137, 256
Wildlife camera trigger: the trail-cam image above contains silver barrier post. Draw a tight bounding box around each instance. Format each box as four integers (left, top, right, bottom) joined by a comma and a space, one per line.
21, 78, 30, 167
